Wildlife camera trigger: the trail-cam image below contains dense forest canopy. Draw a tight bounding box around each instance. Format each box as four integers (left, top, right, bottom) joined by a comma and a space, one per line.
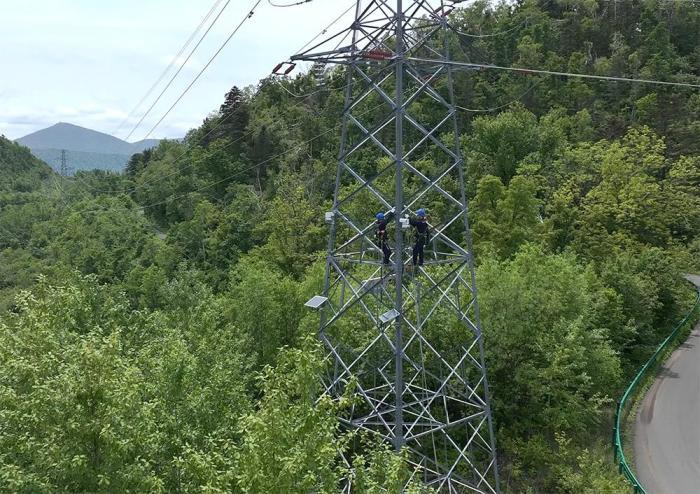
1, 0, 700, 491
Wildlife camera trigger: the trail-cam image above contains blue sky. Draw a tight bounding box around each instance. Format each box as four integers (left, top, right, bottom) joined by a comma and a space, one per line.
0, 0, 351, 140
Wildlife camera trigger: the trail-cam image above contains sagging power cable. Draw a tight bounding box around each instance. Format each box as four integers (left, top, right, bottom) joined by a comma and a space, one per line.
69, 99, 388, 216
124, 0, 235, 141
268, 0, 312, 7
61, 63, 389, 198
141, 0, 263, 140
455, 78, 543, 113
294, 0, 356, 55
114, 0, 226, 137
410, 57, 700, 90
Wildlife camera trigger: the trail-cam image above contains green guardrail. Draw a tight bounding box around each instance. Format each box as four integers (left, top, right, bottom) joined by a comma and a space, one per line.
612, 283, 700, 493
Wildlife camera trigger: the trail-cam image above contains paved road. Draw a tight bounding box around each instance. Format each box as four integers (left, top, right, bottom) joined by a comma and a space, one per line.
634, 274, 700, 494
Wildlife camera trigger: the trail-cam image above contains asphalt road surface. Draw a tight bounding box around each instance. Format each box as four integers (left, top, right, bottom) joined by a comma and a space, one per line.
634, 274, 700, 494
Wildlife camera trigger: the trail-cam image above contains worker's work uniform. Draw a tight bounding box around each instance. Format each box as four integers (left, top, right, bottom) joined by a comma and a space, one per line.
375, 213, 394, 264
410, 217, 429, 266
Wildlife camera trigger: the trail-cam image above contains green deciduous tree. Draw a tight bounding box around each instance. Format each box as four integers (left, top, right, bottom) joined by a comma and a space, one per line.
472, 174, 546, 259
477, 245, 621, 438
235, 343, 342, 494
0, 276, 253, 493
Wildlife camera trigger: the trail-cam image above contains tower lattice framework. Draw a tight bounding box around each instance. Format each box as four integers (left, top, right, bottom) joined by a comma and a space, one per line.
293, 2, 499, 492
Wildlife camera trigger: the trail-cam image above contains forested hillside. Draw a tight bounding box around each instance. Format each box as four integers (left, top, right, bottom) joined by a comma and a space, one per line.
1, 0, 699, 492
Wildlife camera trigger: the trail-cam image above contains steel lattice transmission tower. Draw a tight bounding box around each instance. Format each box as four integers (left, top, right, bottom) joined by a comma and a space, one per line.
293, 1, 500, 492
59, 149, 72, 177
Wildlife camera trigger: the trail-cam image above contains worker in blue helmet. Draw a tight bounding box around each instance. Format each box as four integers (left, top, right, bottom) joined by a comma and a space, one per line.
409, 208, 429, 266
375, 209, 394, 264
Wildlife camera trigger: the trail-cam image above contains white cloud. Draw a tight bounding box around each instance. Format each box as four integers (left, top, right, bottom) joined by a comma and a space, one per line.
1, 104, 136, 139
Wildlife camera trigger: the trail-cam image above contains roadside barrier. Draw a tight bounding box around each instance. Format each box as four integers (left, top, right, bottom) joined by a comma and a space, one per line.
612, 283, 700, 493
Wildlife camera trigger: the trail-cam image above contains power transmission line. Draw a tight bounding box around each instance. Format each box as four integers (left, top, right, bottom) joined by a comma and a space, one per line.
67, 63, 367, 197
293, 0, 356, 55
66, 74, 392, 205
124, 0, 235, 141
62, 104, 258, 196
450, 18, 529, 39
68, 99, 388, 216
268, 0, 312, 6
125, 0, 351, 145
122, 64, 387, 191
140, 0, 264, 141
114, 0, 226, 137
273, 78, 329, 99
71, 124, 337, 215
410, 56, 700, 89
59, 59, 383, 199
456, 78, 544, 113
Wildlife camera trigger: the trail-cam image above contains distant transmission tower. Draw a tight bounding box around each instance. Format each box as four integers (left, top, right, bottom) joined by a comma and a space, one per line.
295, 1, 500, 492
58, 149, 72, 177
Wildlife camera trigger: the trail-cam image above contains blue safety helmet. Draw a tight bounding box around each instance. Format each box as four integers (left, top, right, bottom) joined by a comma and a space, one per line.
416, 208, 426, 218
376, 212, 385, 220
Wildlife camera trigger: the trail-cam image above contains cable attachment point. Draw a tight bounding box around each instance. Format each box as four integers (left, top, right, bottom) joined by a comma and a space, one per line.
272, 61, 296, 75
434, 6, 454, 18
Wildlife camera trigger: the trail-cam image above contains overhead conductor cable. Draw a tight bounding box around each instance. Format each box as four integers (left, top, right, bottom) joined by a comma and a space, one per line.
125, 0, 235, 141
409, 57, 700, 89
141, 0, 264, 140
114, 0, 226, 136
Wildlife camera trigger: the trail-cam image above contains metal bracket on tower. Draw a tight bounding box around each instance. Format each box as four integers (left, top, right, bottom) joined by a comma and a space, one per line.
272, 61, 296, 76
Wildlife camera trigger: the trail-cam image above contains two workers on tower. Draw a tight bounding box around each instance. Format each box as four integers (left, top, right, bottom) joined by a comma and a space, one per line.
375, 208, 429, 267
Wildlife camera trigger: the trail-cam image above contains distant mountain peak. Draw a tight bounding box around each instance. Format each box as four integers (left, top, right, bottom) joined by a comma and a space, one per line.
16, 122, 161, 156
51, 122, 94, 131
15, 122, 166, 173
